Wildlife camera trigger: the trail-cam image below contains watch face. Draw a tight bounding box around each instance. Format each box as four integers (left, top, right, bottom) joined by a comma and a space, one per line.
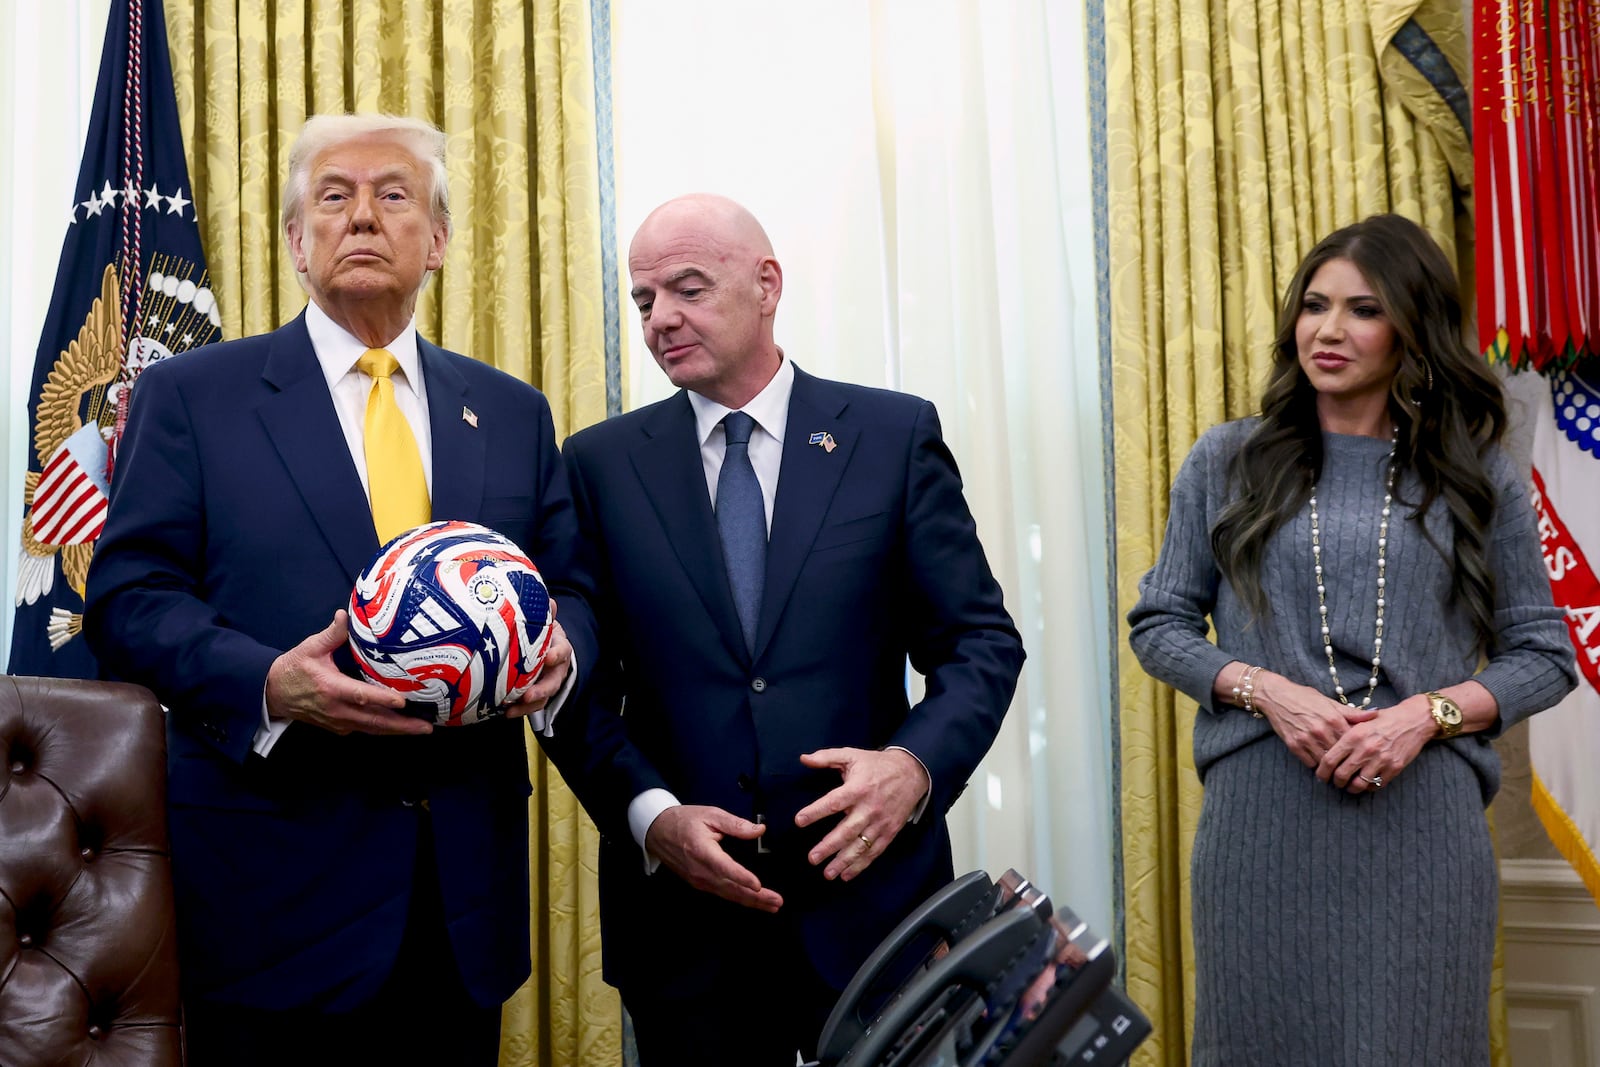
1430, 693, 1464, 733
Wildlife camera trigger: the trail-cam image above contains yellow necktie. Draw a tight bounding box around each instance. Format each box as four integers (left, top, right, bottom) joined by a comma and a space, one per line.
357, 348, 430, 543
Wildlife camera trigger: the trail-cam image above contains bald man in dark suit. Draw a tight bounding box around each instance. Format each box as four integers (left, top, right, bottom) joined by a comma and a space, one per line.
550, 194, 1023, 1066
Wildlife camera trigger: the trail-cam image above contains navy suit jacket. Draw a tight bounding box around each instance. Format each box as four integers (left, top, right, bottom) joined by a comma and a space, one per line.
83, 312, 597, 1012
551, 365, 1023, 998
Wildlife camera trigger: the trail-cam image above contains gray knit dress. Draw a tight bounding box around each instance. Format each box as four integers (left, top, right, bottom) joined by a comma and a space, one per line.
1128, 420, 1576, 1067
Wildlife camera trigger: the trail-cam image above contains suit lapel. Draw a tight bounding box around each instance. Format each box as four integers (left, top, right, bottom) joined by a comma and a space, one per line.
754, 368, 857, 658
630, 394, 749, 664
257, 314, 377, 579
419, 342, 485, 522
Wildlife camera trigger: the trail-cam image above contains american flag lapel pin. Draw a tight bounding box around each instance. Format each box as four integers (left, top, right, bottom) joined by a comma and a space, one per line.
808, 431, 837, 453
462, 406, 478, 429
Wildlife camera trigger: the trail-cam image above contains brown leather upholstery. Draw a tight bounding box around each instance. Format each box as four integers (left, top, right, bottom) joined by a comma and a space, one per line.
0, 676, 181, 1066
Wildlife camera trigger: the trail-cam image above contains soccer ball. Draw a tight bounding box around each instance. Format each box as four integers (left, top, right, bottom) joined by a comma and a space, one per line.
347, 520, 553, 726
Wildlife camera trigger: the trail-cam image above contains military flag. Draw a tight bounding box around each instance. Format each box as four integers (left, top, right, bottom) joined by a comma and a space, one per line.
1476, 0, 1600, 907
1528, 377, 1600, 908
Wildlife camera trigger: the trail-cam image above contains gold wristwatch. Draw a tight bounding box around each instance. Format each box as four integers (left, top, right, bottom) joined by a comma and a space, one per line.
1425, 691, 1463, 738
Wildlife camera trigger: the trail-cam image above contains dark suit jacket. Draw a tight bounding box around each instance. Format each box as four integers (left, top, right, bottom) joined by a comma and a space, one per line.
83, 312, 597, 1012
551, 364, 1023, 998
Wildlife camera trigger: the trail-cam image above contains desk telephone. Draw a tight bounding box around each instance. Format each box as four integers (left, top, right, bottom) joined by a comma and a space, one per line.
812, 870, 1152, 1067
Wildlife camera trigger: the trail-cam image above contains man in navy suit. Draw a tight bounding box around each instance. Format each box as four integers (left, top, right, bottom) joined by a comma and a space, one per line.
83, 114, 594, 1065
552, 194, 1024, 1065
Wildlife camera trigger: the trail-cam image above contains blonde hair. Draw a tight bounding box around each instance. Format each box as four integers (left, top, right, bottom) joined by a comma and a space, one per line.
280, 114, 452, 240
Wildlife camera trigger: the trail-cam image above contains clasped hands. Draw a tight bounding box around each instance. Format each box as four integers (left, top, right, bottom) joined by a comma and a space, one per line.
643, 746, 930, 913
1255, 672, 1436, 795
264, 603, 574, 736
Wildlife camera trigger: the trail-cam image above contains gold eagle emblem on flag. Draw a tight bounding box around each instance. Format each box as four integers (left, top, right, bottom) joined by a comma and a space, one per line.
17, 264, 123, 650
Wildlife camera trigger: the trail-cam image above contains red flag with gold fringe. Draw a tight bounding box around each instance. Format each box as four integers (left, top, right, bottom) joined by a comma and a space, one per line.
1476, 0, 1600, 371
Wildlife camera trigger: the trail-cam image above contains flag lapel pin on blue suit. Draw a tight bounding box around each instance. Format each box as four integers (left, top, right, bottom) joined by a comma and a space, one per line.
462, 406, 478, 428
808, 431, 837, 453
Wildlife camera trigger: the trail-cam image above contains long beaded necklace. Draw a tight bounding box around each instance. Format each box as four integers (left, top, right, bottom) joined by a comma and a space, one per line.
1307, 431, 1398, 708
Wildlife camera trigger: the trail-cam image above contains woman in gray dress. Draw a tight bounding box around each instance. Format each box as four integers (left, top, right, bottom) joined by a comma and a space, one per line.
1127, 214, 1576, 1066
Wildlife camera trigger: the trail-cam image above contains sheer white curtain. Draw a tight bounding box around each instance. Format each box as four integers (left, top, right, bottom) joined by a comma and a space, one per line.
0, 0, 112, 658
612, 0, 1113, 933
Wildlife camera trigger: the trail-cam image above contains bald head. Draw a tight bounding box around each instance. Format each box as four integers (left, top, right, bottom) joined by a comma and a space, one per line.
630, 194, 775, 266
627, 195, 784, 409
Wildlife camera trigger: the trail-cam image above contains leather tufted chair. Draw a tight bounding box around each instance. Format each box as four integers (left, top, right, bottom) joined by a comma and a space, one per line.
0, 676, 182, 1066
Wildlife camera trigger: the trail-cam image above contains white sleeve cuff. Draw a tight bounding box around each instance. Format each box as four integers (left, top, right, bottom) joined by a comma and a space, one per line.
628, 788, 681, 875
886, 745, 932, 823
525, 650, 578, 737
252, 690, 292, 757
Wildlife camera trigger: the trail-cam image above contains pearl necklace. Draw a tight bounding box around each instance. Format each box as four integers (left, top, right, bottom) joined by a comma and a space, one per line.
1308, 433, 1398, 708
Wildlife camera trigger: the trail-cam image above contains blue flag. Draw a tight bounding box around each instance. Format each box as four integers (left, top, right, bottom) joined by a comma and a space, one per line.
9, 0, 220, 678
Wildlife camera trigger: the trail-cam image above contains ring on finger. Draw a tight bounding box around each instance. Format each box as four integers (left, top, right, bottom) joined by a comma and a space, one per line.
858, 833, 872, 848
1357, 773, 1385, 789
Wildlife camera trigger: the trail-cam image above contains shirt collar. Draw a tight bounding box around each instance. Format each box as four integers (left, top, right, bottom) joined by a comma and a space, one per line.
304, 299, 422, 395
688, 352, 794, 447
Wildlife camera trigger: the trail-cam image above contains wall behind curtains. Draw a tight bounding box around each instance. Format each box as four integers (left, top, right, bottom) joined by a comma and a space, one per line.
160, 2, 619, 1063
612, 0, 1112, 934
1106, 0, 1473, 1062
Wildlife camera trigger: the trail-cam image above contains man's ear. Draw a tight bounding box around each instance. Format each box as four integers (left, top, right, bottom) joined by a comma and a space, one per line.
756, 256, 783, 314
286, 219, 308, 275
426, 218, 449, 272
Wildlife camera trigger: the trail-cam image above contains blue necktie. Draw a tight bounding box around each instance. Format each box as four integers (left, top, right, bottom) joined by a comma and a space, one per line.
716, 411, 766, 653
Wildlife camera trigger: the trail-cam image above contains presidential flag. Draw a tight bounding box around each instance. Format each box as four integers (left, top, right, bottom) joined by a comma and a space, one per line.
9, 0, 221, 677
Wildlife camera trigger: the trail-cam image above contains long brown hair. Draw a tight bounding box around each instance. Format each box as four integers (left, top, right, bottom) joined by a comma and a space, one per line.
1211, 214, 1506, 646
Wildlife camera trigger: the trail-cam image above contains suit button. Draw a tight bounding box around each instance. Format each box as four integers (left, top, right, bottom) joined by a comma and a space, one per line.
737, 774, 754, 792
750, 677, 767, 693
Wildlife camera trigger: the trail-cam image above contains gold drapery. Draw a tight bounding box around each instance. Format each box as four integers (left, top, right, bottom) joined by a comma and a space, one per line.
1106, 0, 1484, 1062
163, 1, 618, 1062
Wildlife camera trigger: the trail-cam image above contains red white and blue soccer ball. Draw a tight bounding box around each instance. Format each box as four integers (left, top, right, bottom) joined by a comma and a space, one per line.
347, 520, 553, 726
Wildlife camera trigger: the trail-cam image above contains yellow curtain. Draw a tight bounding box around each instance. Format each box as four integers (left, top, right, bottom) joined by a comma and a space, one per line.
163, 1, 619, 1063
1106, 0, 1482, 1062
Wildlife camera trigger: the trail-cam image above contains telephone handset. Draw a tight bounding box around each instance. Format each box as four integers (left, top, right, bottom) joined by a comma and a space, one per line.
816, 870, 1002, 1064
833, 906, 1049, 1067
816, 868, 1146, 1067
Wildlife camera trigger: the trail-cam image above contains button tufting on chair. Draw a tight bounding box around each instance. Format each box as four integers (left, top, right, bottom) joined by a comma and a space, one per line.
0, 677, 182, 1066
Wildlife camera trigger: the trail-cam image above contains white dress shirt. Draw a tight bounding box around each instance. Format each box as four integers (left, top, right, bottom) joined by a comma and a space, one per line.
308, 300, 434, 497
687, 354, 794, 530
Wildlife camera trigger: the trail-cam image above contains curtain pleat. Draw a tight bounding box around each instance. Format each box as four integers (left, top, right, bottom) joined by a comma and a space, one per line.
164, 2, 618, 1062
1107, 0, 1480, 1061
